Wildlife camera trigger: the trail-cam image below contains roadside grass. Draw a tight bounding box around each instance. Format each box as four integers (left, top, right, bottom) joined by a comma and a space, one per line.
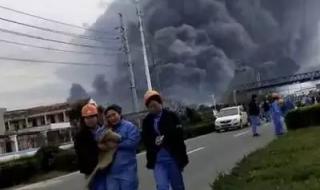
212, 127, 320, 190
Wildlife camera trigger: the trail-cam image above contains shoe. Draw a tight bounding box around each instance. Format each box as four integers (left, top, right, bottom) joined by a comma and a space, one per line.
276, 133, 284, 136
253, 133, 260, 137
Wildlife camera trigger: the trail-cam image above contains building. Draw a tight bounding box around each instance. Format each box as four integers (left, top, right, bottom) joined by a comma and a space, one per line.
0, 99, 159, 155
0, 103, 73, 154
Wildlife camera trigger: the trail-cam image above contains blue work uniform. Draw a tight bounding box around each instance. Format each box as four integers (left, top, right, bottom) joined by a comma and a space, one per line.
106, 120, 141, 190
89, 125, 109, 190
271, 101, 284, 136
153, 112, 185, 190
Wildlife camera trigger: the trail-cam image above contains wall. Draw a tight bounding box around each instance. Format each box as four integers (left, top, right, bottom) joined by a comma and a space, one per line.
0, 108, 7, 135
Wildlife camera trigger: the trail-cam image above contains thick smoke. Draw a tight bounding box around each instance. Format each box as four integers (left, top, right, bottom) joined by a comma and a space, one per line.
67, 74, 110, 105
67, 84, 89, 102
66, 0, 320, 111
92, 74, 109, 104
134, 0, 317, 101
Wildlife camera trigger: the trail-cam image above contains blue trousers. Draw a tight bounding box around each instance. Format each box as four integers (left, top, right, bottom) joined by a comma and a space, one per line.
106, 176, 138, 190
272, 115, 284, 136
250, 116, 260, 135
154, 161, 185, 190
264, 111, 271, 122
90, 170, 108, 190
90, 170, 138, 190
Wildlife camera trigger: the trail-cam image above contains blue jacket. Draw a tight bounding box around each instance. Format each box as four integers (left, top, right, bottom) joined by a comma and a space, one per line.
108, 120, 141, 181
271, 101, 282, 118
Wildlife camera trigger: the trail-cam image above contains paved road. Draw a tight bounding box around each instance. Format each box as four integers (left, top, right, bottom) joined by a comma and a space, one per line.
15, 124, 275, 190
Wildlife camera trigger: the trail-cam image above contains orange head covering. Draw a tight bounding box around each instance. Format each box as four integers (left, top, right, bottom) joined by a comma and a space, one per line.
144, 90, 162, 106
81, 104, 98, 117
272, 93, 280, 100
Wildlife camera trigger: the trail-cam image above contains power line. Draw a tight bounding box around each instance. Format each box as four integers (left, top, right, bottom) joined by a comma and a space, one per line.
0, 56, 115, 67
0, 38, 117, 56
0, 16, 119, 42
0, 27, 120, 51
0, 5, 116, 35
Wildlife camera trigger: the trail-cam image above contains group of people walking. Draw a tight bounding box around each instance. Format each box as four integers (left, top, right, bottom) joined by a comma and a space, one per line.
248, 93, 291, 137
74, 90, 189, 190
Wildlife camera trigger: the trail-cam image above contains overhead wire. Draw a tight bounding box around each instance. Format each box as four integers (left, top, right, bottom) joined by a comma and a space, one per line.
0, 5, 122, 68
0, 56, 116, 67
0, 5, 116, 35
0, 27, 120, 51
0, 38, 118, 56
0, 16, 119, 42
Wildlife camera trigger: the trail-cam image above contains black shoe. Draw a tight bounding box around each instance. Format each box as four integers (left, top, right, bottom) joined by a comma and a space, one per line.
276, 133, 284, 136
253, 133, 260, 137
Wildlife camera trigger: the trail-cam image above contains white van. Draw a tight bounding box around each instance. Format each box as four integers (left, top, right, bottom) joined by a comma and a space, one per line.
215, 106, 248, 132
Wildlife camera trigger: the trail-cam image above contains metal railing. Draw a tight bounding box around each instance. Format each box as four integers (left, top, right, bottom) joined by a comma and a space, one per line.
236, 70, 320, 92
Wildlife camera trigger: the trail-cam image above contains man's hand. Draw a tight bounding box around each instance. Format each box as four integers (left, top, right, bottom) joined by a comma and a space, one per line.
155, 135, 164, 146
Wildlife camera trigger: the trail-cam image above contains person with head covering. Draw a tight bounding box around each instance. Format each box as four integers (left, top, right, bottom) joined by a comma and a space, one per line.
103, 104, 141, 190
142, 90, 189, 190
248, 94, 261, 137
74, 103, 112, 190
271, 93, 284, 136
86, 113, 122, 189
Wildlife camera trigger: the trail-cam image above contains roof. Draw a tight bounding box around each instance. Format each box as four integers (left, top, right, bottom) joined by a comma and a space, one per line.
4, 99, 88, 120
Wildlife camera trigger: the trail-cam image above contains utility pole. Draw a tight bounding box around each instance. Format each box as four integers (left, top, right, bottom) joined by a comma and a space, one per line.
256, 71, 262, 95
233, 90, 238, 106
135, 0, 152, 90
118, 13, 139, 112
211, 94, 217, 110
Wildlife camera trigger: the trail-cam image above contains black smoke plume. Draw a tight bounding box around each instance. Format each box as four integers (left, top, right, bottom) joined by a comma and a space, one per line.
67, 0, 320, 110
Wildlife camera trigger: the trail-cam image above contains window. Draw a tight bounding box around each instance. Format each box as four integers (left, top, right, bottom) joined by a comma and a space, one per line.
14, 123, 19, 130
218, 108, 239, 117
40, 117, 45, 126
49, 115, 55, 124
58, 113, 64, 122
29, 118, 37, 127
5, 122, 9, 131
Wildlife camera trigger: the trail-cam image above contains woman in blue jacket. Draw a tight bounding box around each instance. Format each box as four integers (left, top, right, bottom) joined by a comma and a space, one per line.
271, 94, 284, 136
104, 104, 141, 190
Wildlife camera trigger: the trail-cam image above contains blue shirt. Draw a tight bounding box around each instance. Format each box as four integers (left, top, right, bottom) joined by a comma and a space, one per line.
271, 101, 283, 118
93, 125, 107, 142
108, 120, 141, 181
153, 112, 174, 163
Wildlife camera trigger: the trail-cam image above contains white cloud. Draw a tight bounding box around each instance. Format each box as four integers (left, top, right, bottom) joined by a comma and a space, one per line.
0, 83, 70, 110
0, 0, 114, 109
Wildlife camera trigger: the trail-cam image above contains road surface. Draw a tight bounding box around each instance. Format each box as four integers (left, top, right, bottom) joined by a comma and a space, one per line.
15, 124, 275, 190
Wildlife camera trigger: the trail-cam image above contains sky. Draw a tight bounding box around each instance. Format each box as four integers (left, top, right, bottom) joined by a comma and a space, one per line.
0, 0, 115, 110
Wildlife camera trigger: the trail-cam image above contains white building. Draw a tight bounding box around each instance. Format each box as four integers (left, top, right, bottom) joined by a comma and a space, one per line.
0, 98, 152, 156
0, 103, 73, 154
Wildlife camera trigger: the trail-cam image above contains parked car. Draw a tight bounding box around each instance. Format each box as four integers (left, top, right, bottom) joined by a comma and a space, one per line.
215, 106, 248, 132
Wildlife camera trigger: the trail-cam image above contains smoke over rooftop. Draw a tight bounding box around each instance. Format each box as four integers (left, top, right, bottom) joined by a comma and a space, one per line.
66, 0, 320, 111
